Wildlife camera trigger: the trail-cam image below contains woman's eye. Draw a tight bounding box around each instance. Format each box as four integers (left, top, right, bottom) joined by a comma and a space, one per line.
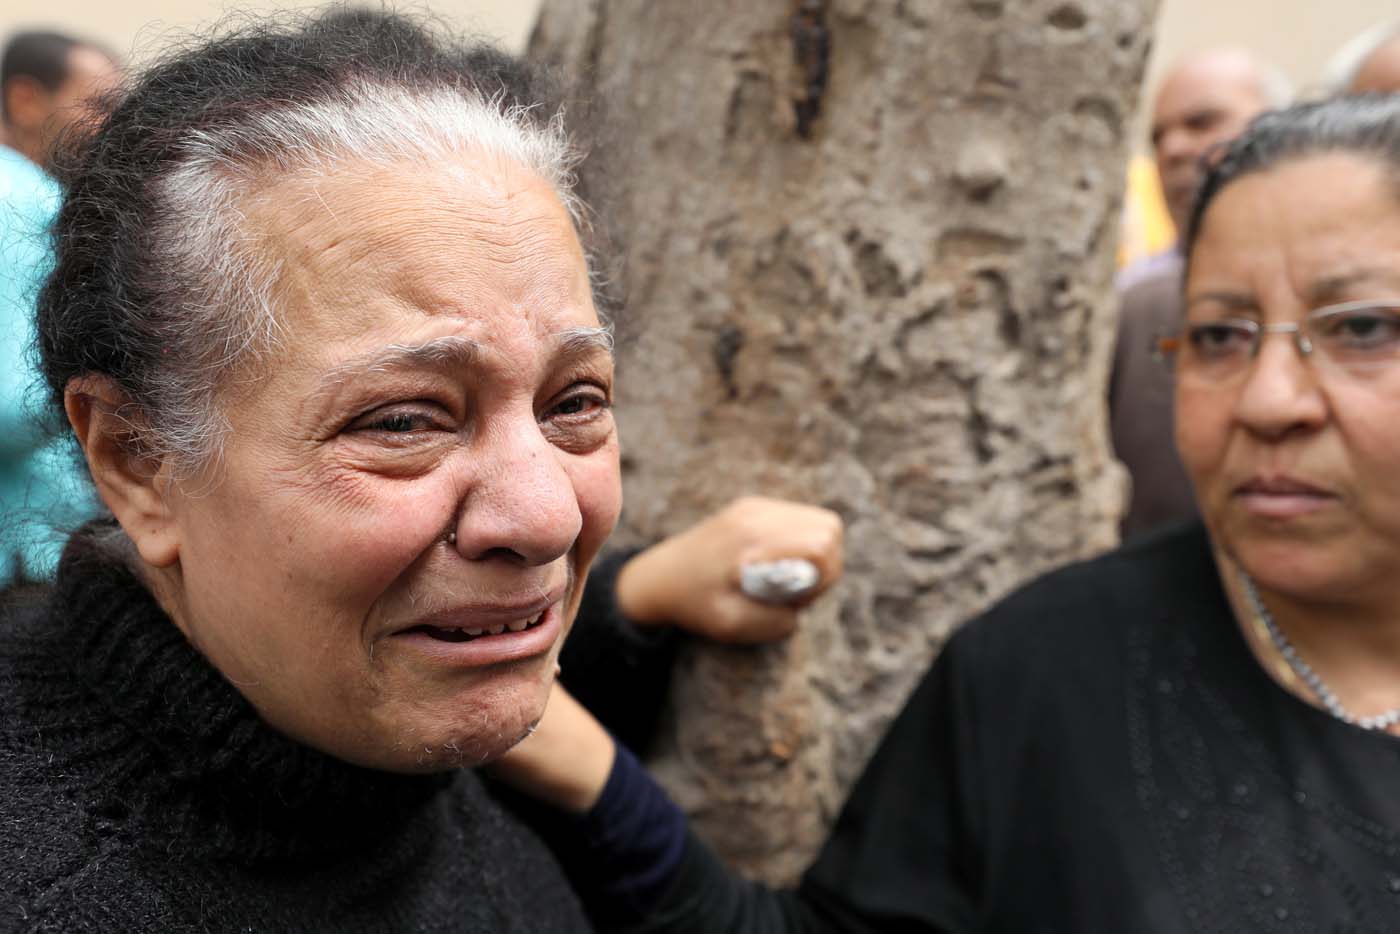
542, 386, 613, 452
375, 413, 425, 432
547, 387, 610, 420
347, 407, 445, 435
1187, 321, 1254, 358
1319, 309, 1400, 349
554, 395, 598, 417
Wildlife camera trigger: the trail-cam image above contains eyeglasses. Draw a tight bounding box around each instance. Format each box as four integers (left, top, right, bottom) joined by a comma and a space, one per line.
1157, 299, 1400, 384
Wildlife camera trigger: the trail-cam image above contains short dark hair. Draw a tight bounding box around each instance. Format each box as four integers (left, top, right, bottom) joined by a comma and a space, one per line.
1, 31, 83, 123
1186, 94, 1400, 264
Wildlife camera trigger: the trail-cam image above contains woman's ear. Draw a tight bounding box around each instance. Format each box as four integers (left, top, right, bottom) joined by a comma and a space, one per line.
64, 376, 181, 568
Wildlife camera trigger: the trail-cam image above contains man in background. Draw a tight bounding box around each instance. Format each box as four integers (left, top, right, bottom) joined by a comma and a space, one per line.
1, 31, 119, 582
2, 31, 119, 170
1326, 20, 1400, 95
1110, 48, 1288, 542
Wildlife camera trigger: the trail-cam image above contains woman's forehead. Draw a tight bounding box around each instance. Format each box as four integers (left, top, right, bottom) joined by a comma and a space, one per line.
258, 156, 578, 261
1189, 154, 1400, 303
245, 155, 592, 338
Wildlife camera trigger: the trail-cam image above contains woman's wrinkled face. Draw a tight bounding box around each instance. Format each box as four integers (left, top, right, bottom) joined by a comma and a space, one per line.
1177, 152, 1400, 604
159, 154, 620, 772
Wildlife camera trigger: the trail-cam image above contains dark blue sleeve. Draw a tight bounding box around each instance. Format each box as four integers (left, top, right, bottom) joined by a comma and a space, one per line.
521, 743, 847, 933
564, 742, 690, 925
595, 643, 984, 934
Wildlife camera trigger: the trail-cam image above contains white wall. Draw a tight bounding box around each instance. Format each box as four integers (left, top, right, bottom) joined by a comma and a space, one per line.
0, 1, 544, 63
4, 0, 1396, 146
1147, 0, 1398, 100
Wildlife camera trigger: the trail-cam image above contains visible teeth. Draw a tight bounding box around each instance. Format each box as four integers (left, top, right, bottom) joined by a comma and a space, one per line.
487, 624, 506, 636
506, 618, 530, 632
464, 628, 484, 637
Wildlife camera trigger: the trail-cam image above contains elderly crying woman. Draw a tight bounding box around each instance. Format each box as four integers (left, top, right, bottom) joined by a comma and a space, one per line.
0, 11, 644, 932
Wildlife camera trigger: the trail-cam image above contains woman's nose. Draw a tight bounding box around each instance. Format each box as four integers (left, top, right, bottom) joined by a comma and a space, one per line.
449, 423, 582, 567
1232, 333, 1328, 439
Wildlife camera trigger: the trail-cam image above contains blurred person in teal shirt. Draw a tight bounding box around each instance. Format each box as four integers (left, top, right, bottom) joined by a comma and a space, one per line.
1, 32, 119, 580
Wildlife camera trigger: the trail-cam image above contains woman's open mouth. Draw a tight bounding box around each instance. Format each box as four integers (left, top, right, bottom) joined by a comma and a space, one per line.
405, 611, 548, 643
389, 598, 565, 668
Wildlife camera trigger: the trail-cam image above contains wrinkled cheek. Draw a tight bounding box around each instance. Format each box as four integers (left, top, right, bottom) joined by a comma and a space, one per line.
256, 467, 460, 605
564, 444, 622, 621
576, 442, 622, 553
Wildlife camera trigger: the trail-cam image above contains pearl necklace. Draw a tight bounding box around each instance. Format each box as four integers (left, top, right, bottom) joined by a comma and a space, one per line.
1240, 572, 1400, 732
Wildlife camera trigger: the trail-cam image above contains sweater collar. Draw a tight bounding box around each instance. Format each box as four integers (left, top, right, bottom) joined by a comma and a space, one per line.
45, 533, 450, 864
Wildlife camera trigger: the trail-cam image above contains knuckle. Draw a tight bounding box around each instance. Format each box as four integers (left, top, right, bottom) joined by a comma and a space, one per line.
730, 495, 764, 514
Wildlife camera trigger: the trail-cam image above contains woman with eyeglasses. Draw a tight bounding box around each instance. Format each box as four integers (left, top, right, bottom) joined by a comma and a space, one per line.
493, 94, 1400, 933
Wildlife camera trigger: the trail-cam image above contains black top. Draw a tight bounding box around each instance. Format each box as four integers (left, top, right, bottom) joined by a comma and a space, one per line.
0, 538, 602, 933
601, 522, 1400, 933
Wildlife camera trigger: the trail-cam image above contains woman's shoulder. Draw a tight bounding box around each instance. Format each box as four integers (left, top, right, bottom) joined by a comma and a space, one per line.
0, 586, 143, 930
0, 581, 75, 762
0, 581, 55, 692
944, 520, 1220, 676
991, 519, 1211, 613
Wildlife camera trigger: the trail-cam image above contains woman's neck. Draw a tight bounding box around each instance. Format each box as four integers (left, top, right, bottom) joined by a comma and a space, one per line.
1216, 547, 1400, 730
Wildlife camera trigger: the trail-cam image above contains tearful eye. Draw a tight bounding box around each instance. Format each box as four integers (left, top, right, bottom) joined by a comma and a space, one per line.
554, 395, 596, 416
346, 406, 446, 436
374, 413, 423, 432
541, 385, 613, 454
546, 385, 610, 421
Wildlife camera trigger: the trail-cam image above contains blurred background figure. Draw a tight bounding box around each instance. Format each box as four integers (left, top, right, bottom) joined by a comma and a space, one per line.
1325, 19, 1400, 95
1110, 47, 1289, 542
1115, 155, 1175, 272
2, 30, 119, 169
1, 29, 118, 584
1147, 50, 1289, 259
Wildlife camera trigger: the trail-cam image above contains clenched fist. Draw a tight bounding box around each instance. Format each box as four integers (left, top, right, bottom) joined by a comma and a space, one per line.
614, 496, 844, 643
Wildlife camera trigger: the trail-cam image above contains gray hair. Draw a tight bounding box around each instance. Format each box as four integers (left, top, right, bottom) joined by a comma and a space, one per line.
1255, 63, 1295, 110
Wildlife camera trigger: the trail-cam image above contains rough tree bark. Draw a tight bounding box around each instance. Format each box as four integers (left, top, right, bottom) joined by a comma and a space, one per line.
532, 0, 1157, 884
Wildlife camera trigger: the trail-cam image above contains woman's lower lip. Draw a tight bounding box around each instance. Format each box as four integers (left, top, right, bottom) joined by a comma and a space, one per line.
1235, 491, 1334, 519
390, 603, 562, 668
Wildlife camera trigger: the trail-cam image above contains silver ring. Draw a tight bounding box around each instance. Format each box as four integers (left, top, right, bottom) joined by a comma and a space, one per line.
739, 558, 821, 605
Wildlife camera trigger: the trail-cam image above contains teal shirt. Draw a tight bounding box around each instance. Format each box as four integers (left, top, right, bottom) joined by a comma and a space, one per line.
0, 144, 96, 580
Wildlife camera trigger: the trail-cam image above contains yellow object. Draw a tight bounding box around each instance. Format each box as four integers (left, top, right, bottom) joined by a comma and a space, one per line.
1117, 156, 1177, 267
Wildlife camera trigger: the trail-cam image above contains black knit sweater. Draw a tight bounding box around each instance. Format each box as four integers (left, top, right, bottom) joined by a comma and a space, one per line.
0, 544, 596, 933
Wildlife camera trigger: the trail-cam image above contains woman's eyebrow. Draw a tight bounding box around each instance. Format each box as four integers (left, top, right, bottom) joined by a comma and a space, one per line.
1184, 291, 1258, 313
312, 327, 612, 402
317, 336, 484, 390
1308, 269, 1400, 306
553, 325, 615, 364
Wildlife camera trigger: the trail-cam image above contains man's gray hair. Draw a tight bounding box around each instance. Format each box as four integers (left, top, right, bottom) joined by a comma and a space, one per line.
1255, 63, 1294, 110
1323, 18, 1400, 95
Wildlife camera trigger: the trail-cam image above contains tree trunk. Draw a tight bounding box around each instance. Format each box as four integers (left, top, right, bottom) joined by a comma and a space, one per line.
532, 0, 1156, 884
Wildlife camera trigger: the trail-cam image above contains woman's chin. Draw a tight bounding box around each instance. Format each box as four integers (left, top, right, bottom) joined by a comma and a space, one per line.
334, 663, 558, 774
1224, 533, 1374, 606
